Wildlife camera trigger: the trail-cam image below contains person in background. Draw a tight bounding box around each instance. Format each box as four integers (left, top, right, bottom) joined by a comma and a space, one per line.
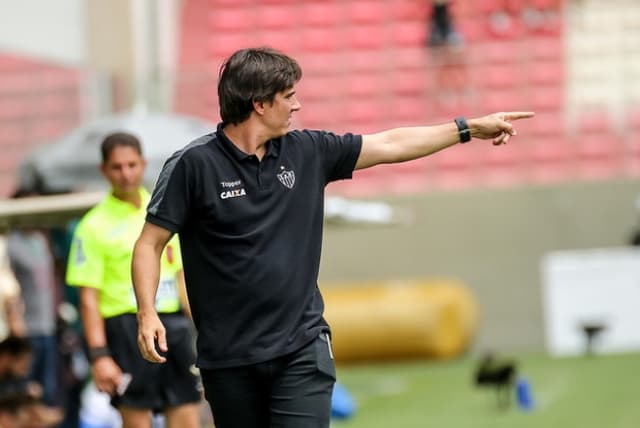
66, 132, 201, 428
0, 237, 25, 344
0, 335, 63, 427
132, 46, 534, 428
6, 197, 60, 408
428, 0, 463, 48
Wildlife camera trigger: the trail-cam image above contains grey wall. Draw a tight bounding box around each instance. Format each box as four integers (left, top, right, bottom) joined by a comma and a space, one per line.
319, 178, 640, 354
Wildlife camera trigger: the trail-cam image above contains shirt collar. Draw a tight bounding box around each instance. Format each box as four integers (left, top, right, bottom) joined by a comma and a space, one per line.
104, 187, 150, 213
216, 122, 280, 161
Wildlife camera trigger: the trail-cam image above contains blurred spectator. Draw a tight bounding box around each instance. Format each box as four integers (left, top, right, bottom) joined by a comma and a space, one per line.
0, 238, 25, 342
51, 221, 88, 428
0, 336, 32, 381
6, 190, 60, 408
428, 1, 463, 48
0, 335, 63, 427
426, 1, 468, 106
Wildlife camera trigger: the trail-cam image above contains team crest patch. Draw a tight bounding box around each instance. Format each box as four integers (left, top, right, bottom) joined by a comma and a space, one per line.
277, 169, 295, 189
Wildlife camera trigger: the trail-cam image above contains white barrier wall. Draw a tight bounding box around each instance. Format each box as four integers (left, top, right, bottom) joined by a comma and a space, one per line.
0, 0, 86, 64
541, 247, 640, 356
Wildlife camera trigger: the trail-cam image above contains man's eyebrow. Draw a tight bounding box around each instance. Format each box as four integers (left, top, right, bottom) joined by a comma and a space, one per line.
285, 90, 296, 98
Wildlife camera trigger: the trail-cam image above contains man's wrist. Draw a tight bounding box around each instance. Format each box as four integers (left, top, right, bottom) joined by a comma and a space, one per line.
137, 307, 158, 319
87, 346, 111, 363
467, 118, 482, 138
454, 117, 472, 143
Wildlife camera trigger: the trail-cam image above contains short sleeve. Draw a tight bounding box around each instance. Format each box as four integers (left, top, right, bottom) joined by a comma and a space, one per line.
146, 151, 192, 232
314, 131, 362, 183
65, 222, 105, 289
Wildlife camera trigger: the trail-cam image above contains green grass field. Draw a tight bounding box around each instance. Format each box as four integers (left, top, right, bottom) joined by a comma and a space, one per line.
331, 352, 640, 428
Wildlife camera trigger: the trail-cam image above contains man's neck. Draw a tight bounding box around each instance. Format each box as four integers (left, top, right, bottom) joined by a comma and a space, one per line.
223, 121, 272, 160
112, 188, 141, 208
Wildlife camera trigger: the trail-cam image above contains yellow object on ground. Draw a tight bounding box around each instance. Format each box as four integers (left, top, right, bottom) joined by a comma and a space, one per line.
322, 279, 478, 362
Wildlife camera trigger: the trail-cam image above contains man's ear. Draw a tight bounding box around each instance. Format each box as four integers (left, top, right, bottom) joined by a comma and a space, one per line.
253, 99, 265, 115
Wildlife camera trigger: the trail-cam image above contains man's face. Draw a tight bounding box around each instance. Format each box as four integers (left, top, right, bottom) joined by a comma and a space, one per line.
100, 146, 146, 195
263, 88, 301, 136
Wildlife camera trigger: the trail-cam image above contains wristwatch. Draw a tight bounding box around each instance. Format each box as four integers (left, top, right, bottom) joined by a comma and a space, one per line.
454, 116, 471, 143
88, 346, 111, 363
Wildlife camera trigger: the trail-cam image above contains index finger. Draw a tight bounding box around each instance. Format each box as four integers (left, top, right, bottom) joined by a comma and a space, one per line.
503, 111, 535, 121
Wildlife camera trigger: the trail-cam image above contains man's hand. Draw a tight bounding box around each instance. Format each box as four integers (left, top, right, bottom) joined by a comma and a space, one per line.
137, 310, 168, 363
469, 112, 535, 145
92, 356, 123, 396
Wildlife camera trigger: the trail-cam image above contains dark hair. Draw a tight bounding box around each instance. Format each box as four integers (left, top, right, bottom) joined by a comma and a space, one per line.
218, 47, 302, 125
0, 336, 31, 357
100, 132, 143, 164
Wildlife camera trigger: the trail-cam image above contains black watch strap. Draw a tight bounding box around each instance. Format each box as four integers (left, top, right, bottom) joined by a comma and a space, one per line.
88, 346, 111, 363
454, 116, 471, 143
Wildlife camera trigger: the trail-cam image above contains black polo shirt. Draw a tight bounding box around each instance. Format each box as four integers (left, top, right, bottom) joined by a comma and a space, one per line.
146, 123, 362, 369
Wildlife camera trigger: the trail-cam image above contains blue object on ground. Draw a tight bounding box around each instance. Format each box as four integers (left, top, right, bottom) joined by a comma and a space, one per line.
515, 376, 535, 411
332, 382, 356, 419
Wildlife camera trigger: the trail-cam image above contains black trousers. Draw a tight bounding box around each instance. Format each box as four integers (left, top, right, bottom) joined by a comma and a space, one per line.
201, 333, 336, 428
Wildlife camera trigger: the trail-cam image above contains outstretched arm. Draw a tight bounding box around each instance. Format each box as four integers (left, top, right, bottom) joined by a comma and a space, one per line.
132, 221, 174, 363
355, 112, 535, 170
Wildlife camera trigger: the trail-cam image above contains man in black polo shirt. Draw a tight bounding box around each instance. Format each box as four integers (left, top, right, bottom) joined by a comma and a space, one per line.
132, 47, 534, 428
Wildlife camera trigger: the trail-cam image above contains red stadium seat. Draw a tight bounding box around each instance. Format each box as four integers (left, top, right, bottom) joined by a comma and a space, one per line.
480, 143, 528, 186
477, 0, 505, 14
345, 50, 390, 73
301, 28, 341, 52
209, 0, 254, 6
457, 17, 488, 43
527, 60, 564, 85
346, 97, 386, 125
259, 5, 297, 30
527, 36, 563, 61
346, 25, 389, 50
298, 75, 345, 101
392, 47, 429, 70
389, 0, 428, 21
301, 2, 342, 27
388, 95, 430, 123
476, 63, 524, 89
208, 8, 254, 31
516, 111, 563, 137
389, 21, 427, 47
529, 85, 564, 112
392, 69, 429, 96
627, 108, 640, 131
486, 11, 527, 40
483, 89, 527, 113
208, 32, 255, 57
473, 40, 524, 64
575, 110, 614, 135
529, 0, 562, 9
576, 134, 622, 179
530, 138, 574, 163
347, 1, 388, 24
347, 72, 389, 97
258, 30, 300, 52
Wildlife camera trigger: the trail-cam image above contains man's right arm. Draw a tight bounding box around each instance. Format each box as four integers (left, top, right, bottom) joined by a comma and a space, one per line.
79, 287, 123, 395
132, 221, 174, 363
